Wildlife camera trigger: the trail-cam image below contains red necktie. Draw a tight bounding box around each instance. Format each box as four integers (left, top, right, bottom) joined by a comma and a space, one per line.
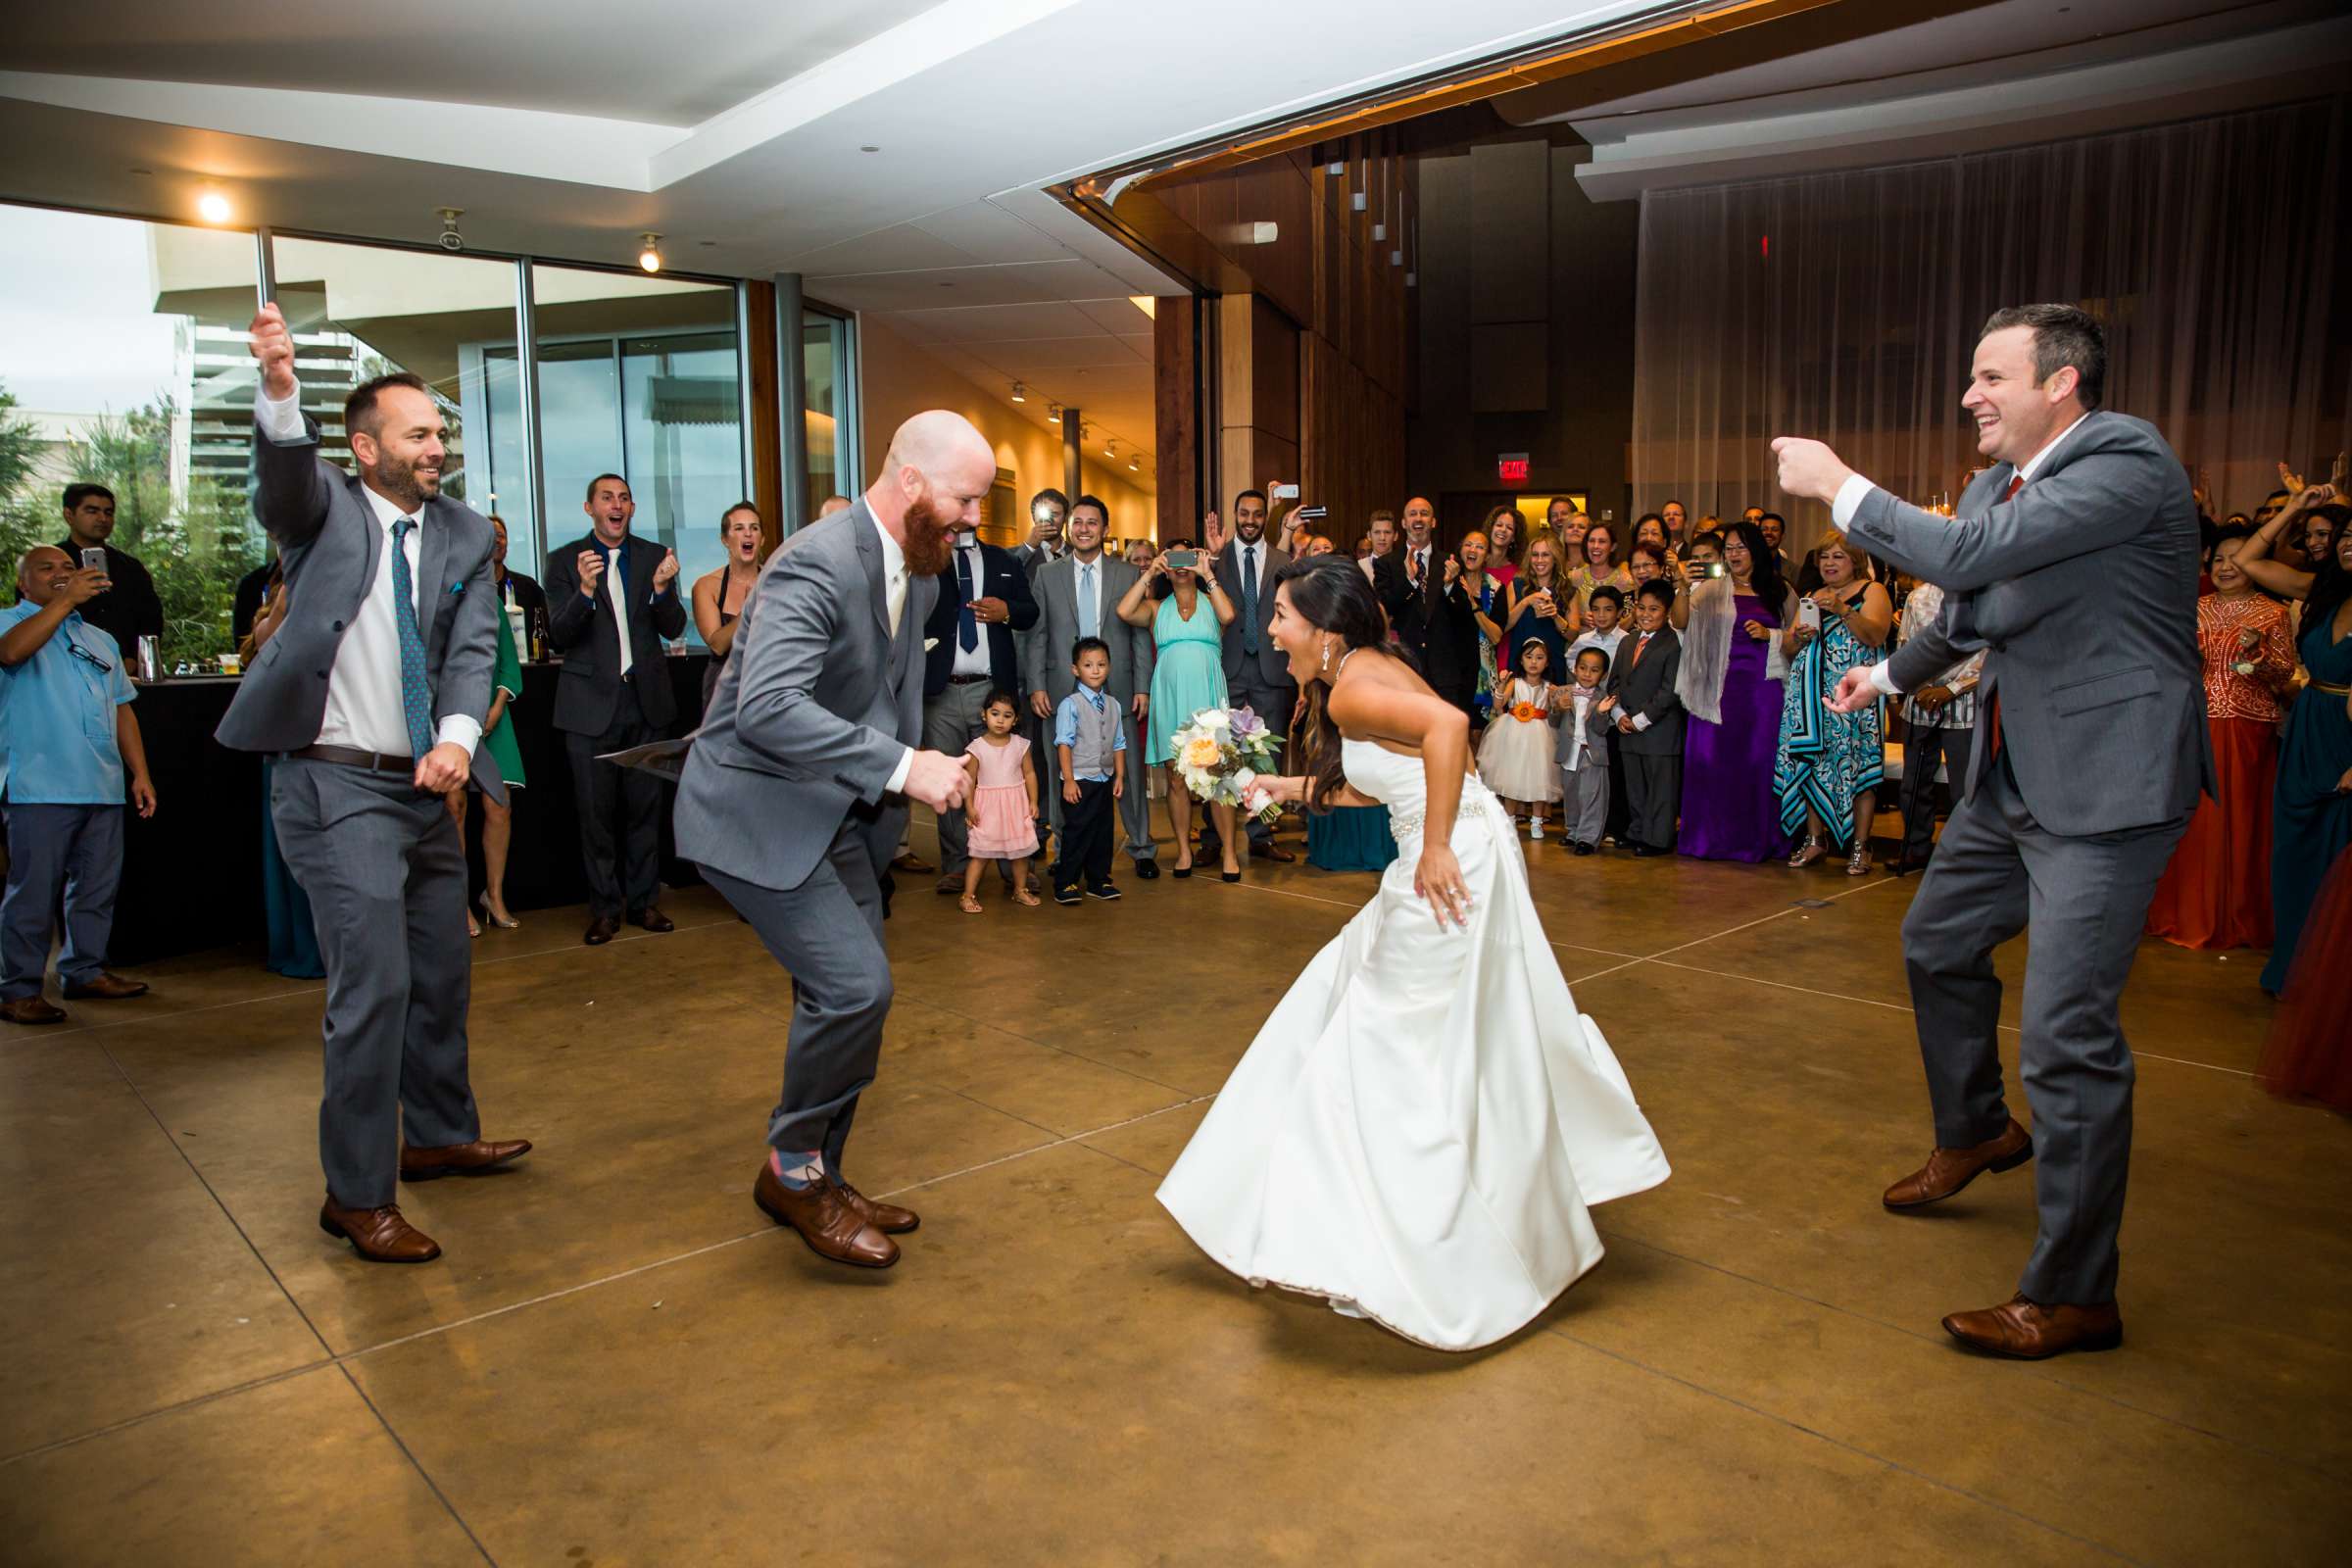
1986, 471, 2025, 757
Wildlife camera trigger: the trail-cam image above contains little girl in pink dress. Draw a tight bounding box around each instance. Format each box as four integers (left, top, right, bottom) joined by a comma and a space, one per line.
961, 690, 1043, 912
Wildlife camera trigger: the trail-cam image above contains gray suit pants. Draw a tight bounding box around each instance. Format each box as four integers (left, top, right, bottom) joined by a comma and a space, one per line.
1899, 751, 2185, 1304
701, 824, 890, 1172
1, 803, 122, 998
1561, 762, 1609, 846
270, 759, 480, 1208
1035, 701, 1155, 862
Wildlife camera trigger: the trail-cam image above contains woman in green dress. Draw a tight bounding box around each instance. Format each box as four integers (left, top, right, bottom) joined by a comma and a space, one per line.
452, 602, 527, 936
1117, 539, 1242, 880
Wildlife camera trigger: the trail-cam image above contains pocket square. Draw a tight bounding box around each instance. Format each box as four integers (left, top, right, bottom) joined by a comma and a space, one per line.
449, 581, 465, 595
924, 637, 939, 651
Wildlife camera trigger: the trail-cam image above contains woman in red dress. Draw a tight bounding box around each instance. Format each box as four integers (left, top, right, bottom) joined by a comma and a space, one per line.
2145, 526, 2297, 949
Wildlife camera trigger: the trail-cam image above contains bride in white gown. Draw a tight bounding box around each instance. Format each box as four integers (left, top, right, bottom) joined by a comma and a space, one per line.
1157, 556, 1670, 1351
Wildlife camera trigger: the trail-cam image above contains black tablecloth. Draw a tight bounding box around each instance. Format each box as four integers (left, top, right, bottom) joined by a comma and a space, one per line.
108, 657, 711, 964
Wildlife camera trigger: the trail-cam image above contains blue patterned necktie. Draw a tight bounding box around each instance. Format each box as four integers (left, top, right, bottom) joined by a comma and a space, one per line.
1241, 545, 1258, 655
389, 516, 434, 759
956, 544, 979, 653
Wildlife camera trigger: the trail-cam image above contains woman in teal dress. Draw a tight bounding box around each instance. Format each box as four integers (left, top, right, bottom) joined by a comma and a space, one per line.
1116, 540, 1242, 880
2238, 494, 2352, 993
1774, 535, 1893, 874
451, 604, 528, 937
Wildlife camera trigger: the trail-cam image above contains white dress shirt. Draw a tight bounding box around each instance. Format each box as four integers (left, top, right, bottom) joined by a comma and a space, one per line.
256, 385, 480, 759
875, 511, 913, 795
1838, 413, 2088, 696
950, 533, 992, 678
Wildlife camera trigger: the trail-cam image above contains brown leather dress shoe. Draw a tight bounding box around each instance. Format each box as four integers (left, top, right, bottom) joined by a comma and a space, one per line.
890, 851, 935, 874
753, 1161, 898, 1268
319, 1198, 442, 1263
836, 1178, 919, 1235
400, 1138, 533, 1182
62, 972, 149, 1001
1256, 842, 1298, 863
1942, 1294, 2122, 1359
1, 996, 67, 1026
1883, 1117, 2033, 1209
628, 906, 674, 933
583, 914, 620, 946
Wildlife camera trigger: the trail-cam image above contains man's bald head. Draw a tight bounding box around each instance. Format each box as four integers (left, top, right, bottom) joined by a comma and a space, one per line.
17, 545, 74, 605
869, 409, 995, 576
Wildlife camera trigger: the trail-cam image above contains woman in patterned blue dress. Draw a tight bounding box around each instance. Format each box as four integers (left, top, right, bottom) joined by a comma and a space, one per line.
1774, 534, 1894, 874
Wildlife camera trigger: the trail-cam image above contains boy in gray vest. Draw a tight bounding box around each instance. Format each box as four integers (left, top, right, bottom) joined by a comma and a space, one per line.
1052, 637, 1128, 905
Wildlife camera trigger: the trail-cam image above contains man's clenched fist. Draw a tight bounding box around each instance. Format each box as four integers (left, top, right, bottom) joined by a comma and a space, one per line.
249, 304, 298, 401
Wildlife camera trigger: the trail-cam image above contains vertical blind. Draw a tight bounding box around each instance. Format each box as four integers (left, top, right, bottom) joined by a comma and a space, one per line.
1630, 95, 2352, 542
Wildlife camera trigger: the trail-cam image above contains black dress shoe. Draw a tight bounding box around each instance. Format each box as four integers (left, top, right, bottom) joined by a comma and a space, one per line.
1573, 842, 1594, 857
583, 914, 620, 945
1133, 858, 1160, 880
1630, 843, 1664, 858
628, 906, 674, 934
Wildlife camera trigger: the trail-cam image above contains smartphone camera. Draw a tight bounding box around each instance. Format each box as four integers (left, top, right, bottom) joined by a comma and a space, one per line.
80, 547, 107, 573
1165, 549, 1200, 571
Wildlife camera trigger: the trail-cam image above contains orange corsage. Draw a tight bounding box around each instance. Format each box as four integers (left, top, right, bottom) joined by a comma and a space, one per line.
1510, 702, 1540, 722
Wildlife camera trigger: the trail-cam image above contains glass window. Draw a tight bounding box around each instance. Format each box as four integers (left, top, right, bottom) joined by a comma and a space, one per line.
0, 205, 262, 663
515, 266, 744, 643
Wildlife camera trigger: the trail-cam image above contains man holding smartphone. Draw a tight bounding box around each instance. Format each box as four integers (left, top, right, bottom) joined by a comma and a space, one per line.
55, 483, 165, 663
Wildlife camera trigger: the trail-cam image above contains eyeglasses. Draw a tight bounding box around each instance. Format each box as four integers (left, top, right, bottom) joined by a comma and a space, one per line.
67, 642, 113, 674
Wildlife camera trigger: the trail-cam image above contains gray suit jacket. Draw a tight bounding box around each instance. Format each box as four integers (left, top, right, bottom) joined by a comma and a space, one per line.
1846, 410, 2210, 837
216, 416, 504, 802
673, 504, 934, 892
1022, 554, 1154, 706
1211, 539, 1294, 688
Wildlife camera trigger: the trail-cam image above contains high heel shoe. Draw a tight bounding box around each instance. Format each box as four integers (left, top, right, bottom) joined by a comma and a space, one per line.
1172, 860, 1194, 880
1788, 836, 1829, 869
1847, 842, 1874, 876
1220, 865, 1242, 883
477, 892, 520, 930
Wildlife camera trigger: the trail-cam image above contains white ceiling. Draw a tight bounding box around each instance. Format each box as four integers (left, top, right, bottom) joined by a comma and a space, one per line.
0, 0, 1689, 479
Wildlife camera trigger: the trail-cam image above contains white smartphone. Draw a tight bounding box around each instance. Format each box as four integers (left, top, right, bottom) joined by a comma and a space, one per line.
1798, 599, 1823, 630
1270, 482, 1299, 501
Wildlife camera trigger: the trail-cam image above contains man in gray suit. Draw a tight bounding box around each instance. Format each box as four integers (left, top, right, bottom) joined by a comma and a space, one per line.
1777, 303, 2208, 1359
675, 411, 980, 1271
219, 305, 529, 1265
1024, 494, 1157, 877
1202, 489, 1296, 861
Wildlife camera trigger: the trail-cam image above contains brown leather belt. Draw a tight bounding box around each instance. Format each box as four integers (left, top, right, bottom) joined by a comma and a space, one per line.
285, 744, 414, 773
947, 673, 992, 685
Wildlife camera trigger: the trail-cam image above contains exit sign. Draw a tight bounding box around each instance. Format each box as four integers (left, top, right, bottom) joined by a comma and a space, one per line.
1497, 453, 1530, 485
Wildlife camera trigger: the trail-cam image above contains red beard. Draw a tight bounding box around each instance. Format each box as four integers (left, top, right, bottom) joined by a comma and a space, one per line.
900, 491, 958, 577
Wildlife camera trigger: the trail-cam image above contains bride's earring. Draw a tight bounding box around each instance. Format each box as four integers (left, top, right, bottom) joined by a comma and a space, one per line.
1320, 637, 1332, 673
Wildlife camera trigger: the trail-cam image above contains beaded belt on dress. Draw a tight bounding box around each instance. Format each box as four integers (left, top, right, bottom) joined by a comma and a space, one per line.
2313, 681, 2350, 696
1387, 776, 1505, 841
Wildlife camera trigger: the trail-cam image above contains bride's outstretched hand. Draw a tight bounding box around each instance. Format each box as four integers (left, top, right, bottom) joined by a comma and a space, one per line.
1415, 844, 1473, 929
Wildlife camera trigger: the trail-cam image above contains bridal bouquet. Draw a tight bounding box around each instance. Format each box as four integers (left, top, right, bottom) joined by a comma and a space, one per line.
1170, 706, 1286, 825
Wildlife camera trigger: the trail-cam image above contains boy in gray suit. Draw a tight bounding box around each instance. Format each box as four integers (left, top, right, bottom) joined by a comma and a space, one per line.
1552, 645, 1616, 855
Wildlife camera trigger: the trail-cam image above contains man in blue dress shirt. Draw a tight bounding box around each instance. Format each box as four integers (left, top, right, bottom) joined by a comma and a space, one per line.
0, 545, 158, 1025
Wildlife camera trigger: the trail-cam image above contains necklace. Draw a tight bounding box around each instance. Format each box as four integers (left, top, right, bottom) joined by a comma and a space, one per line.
1336, 647, 1357, 676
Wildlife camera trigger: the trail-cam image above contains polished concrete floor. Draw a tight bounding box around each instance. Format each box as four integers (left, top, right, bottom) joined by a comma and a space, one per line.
2, 810, 2345, 1566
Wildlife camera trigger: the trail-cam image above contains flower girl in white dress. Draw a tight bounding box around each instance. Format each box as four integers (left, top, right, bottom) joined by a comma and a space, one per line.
1157, 558, 1670, 1351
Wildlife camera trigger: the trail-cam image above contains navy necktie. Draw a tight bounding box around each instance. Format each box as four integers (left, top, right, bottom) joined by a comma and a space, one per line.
956, 546, 979, 653
1242, 545, 1258, 655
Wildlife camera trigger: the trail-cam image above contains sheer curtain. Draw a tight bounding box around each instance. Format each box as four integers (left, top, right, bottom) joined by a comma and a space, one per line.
1630, 95, 2352, 545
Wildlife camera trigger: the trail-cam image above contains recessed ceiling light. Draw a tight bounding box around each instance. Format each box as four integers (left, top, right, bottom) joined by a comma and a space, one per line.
128, 167, 153, 177
196, 189, 232, 224
699, 239, 717, 248
859, 145, 881, 153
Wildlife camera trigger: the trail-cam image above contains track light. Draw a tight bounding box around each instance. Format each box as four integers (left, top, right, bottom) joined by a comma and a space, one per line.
1048, 404, 1062, 424
1128, 456, 1139, 472
1010, 381, 1027, 404
1102, 435, 1116, 459
196, 189, 232, 224
637, 232, 663, 272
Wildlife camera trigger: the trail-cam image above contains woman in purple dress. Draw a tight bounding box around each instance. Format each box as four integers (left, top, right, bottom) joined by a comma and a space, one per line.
1671, 520, 1797, 861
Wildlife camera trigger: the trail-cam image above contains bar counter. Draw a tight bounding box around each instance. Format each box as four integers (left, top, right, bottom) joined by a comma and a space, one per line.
112, 655, 711, 964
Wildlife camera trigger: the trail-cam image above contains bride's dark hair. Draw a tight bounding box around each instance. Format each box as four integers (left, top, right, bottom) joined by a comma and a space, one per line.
1275, 555, 1415, 815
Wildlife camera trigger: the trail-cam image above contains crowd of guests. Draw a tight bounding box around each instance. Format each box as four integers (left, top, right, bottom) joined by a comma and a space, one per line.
5, 460, 2346, 1115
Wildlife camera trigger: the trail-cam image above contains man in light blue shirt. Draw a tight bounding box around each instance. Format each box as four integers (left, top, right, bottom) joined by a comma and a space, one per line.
1, 546, 158, 1025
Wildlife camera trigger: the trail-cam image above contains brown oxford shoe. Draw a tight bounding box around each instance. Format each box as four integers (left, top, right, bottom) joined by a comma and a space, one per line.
1, 996, 67, 1026
583, 914, 620, 946
1883, 1117, 2033, 1209
836, 1178, 919, 1235
628, 906, 674, 933
1256, 842, 1298, 863
890, 851, 934, 874
62, 972, 149, 1001
1943, 1294, 2123, 1359
319, 1198, 442, 1263
400, 1138, 533, 1182
753, 1160, 898, 1269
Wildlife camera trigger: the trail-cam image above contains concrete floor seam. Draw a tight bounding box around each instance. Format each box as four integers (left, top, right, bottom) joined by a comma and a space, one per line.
333, 1362, 500, 1567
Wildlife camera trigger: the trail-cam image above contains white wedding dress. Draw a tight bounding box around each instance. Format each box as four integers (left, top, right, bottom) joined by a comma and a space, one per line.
1157, 738, 1671, 1350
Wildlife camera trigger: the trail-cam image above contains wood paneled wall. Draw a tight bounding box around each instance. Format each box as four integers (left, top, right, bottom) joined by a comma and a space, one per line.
1146, 135, 1414, 548
742, 278, 785, 558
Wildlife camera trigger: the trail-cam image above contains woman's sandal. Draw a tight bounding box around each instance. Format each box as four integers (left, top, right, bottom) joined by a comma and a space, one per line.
1846, 843, 1874, 876
1013, 887, 1042, 906
957, 893, 984, 914
1788, 836, 1829, 869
